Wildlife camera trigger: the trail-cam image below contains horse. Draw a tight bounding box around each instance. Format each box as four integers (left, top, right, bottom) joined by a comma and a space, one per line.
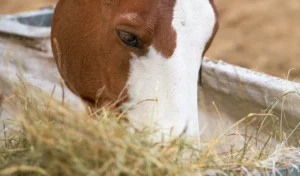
51, 0, 219, 140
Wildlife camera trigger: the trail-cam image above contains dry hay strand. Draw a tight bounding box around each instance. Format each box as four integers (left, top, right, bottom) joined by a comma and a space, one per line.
0, 80, 299, 176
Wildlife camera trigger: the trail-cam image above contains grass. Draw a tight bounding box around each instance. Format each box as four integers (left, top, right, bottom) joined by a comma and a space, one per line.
0, 80, 299, 176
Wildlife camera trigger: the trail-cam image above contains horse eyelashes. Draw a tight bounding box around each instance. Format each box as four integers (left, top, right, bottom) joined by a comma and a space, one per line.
116, 30, 141, 49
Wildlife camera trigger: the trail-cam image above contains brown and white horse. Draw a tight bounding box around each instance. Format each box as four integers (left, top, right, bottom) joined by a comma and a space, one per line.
51, 0, 218, 140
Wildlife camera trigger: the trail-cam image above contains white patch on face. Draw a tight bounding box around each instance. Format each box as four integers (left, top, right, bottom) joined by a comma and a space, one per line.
122, 0, 216, 142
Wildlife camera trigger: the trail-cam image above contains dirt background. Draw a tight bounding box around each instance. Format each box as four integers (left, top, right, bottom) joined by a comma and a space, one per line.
1, 0, 300, 80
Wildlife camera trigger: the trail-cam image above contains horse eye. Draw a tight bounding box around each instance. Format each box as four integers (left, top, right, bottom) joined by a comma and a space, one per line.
116, 30, 141, 49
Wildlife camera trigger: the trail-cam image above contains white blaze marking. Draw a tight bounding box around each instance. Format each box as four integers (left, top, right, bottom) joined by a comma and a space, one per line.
122, 0, 216, 141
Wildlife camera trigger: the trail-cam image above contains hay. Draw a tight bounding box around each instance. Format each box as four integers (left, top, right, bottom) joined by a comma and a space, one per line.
0, 81, 299, 176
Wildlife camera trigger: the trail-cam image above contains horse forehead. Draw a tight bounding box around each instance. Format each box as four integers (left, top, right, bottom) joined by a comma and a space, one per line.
107, 0, 175, 10
107, 0, 177, 57
106, 0, 174, 20
105, 0, 217, 58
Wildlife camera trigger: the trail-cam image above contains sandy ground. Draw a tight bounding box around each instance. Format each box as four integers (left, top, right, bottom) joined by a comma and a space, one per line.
0, 0, 56, 14
1, 0, 300, 80
208, 0, 300, 80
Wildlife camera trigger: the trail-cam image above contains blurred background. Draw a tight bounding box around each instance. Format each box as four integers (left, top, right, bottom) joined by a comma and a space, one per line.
1, 0, 300, 80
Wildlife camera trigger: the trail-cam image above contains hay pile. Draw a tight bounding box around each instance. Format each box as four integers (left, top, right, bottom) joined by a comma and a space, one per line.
0, 82, 299, 176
